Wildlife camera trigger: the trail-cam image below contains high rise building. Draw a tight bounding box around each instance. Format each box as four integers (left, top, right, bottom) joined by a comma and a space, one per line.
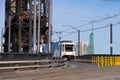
87, 32, 94, 54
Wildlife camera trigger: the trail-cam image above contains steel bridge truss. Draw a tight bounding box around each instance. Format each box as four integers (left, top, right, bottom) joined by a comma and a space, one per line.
4, 0, 52, 53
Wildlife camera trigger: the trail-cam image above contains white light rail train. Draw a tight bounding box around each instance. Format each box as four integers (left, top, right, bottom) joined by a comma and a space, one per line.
52, 40, 76, 60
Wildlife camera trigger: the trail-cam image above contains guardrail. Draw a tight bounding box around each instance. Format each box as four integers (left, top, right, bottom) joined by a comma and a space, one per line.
76, 55, 120, 68
0, 59, 67, 70
0, 53, 52, 61
92, 56, 120, 68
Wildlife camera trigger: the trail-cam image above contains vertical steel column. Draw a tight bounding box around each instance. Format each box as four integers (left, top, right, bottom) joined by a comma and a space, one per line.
33, 0, 37, 53
1, 28, 3, 52
18, 17, 22, 52
37, 0, 41, 53
48, 0, 52, 53
110, 24, 113, 55
8, 16, 11, 52
17, 0, 22, 52
29, 0, 33, 53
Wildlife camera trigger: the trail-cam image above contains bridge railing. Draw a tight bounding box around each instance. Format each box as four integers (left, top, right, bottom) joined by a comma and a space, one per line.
76, 55, 120, 68
0, 59, 67, 70
92, 55, 120, 68
0, 52, 52, 61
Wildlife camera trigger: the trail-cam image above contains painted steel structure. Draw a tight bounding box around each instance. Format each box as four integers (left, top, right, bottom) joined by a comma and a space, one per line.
4, 0, 52, 53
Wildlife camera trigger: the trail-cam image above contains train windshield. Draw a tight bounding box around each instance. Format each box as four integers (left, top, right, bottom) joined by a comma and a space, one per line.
65, 45, 74, 51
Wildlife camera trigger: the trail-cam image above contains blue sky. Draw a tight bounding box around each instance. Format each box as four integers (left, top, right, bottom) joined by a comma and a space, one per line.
0, 0, 5, 32
0, 0, 120, 54
52, 0, 120, 54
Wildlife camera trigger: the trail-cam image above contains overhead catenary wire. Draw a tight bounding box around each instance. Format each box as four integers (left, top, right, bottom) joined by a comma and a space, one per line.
61, 14, 120, 32
53, 22, 120, 42
81, 21, 120, 32
53, 16, 120, 41
53, 31, 62, 41
58, 21, 120, 39
102, 0, 120, 2
53, 30, 75, 41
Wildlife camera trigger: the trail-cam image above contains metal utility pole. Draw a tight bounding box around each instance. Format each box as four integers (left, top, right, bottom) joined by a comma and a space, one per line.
78, 30, 80, 56
1, 28, 3, 52
8, 16, 12, 53
29, 0, 32, 53
48, 0, 52, 53
110, 23, 113, 55
33, 0, 37, 53
37, 0, 41, 53
103, 0, 120, 55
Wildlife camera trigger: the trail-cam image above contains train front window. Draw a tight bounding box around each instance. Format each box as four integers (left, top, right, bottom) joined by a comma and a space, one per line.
65, 45, 73, 51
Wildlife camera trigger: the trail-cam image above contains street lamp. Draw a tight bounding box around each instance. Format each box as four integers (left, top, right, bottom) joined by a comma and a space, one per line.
63, 25, 80, 56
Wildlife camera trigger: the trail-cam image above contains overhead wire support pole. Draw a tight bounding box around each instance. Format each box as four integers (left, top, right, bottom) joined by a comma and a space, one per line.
110, 23, 113, 55
78, 30, 80, 56
103, 0, 119, 56
103, 0, 120, 51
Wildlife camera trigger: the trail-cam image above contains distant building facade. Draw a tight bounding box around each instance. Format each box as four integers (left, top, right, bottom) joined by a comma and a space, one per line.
80, 42, 89, 55
76, 41, 89, 56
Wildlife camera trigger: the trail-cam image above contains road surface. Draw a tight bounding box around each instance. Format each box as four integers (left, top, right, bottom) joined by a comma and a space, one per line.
0, 61, 120, 80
